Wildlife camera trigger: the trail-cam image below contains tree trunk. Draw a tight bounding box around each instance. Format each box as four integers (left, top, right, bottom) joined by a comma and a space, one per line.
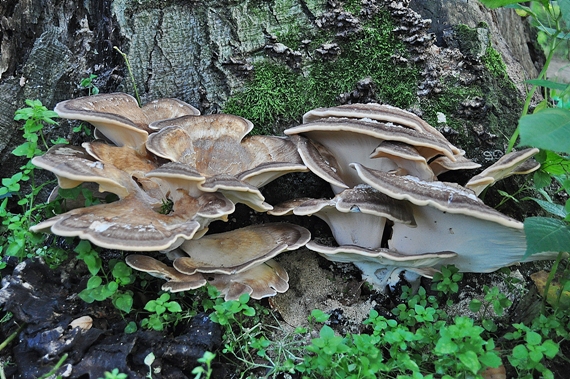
0, 0, 543, 180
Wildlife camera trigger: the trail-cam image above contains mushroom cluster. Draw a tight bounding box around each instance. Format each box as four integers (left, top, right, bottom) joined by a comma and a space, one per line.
267, 103, 552, 290
30, 93, 310, 300
31, 94, 554, 298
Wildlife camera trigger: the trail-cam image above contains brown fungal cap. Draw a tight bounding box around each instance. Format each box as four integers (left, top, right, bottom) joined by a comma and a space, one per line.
82, 141, 157, 177
286, 117, 456, 161
55, 93, 149, 150
307, 241, 456, 265
143, 98, 200, 126
429, 153, 482, 176
302, 103, 458, 153
370, 141, 436, 181
199, 174, 272, 212
350, 163, 522, 228
29, 191, 223, 251
173, 223, 311, 275
125, 255, 206, 292
31, 144, 137, 198
55, 94, 201, 151
146, 114, 254, 165
208, 259, 289, 301
290, 135, 349, 190
466, 148, 540, 195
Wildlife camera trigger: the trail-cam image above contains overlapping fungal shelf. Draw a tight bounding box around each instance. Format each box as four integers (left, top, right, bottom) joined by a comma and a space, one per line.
31, 94, 554, 297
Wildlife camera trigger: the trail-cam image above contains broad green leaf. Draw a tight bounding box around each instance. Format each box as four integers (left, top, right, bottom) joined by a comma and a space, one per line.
166, 301, 182, 313
458, 351, 481, 374
559, 0, 570, 31
542, 339, 559, 359
526, 79, 569, 92
524, 217, 570, 257
533, 170, 552, 189
480, 351, 502, 368
469, 299, 482, 313
519, 108, 570, 153
528, 198, 567, 218
512, 344, 528, 359
525, 331, 542, 345
479, 0, 534, 8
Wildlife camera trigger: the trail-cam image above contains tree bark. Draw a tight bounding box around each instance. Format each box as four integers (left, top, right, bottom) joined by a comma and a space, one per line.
0, 0, 543, 176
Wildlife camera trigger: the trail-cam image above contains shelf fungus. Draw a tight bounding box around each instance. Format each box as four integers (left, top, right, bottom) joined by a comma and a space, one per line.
279, 104, 553, 290
146, 114, 307, 211
31, 97, 555, 298
54, 93, 200, 152
285, 104, 460, 192
30, 145, 234, 251
465, 148, 540, 195
125, 223, 309, 300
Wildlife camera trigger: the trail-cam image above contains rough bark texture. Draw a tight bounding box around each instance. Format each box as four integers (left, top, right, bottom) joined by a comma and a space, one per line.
410, 0, 544, 95
1, 0, 542, 180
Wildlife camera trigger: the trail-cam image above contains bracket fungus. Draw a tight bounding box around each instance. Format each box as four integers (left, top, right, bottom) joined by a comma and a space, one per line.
125, 223, 308, 300
285, 104, 460, 192
465, 148, 540, 195
146, 114, 307, 211
54, 93, 200, 152
30, 95, 555, 299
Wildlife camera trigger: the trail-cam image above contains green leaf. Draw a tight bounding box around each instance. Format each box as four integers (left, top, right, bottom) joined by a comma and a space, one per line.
113, 292, 133, 313
533, 170, 553, 189
524, 217, 570, 257
518, 108, 570, 153
86, 275, 103, 289
529, 198, 567, 218
526, 331, 542, 345
124, 321, 137, 334
559, 0, 570, 30
166, 301, 182, 313
512, 344, 528, 359
479, 0, 533, 8
458, 351, 481, 374
480, 351, 502, 368
542, 340, 559, 359
526, 79, 569, 92
469, 299, 482, 313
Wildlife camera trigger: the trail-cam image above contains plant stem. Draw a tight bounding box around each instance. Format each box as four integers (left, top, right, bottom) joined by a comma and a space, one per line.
38, 353, 68, 379
541, 251, 565, 313
0, 323, 25, 352
114, 46, 142, 107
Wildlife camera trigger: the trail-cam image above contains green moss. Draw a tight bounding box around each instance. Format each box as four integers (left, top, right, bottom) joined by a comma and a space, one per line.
482, 46, 509, 80
224, 10, 419, 134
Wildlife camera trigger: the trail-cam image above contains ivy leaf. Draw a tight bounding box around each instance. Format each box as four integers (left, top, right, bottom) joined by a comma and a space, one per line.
524, 217, 570, 258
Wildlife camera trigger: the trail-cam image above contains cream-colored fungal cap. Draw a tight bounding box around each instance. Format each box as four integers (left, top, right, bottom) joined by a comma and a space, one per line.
302, 103, 459, 153
285, 116, 457, 191
466, 148, 540, 195
351, 163, 522, 228
370, 141, 436, 181
125, 255, 206, 292
173, 223, 311, 275
429, 152, 481, 176
29, 190, 219, 251
348, 163, 557, 273
31, 144, 140, 198
208, 259, 290, 301
306, 241, 456, 282
269, 185, 415, 248
55, 93, 199, 151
